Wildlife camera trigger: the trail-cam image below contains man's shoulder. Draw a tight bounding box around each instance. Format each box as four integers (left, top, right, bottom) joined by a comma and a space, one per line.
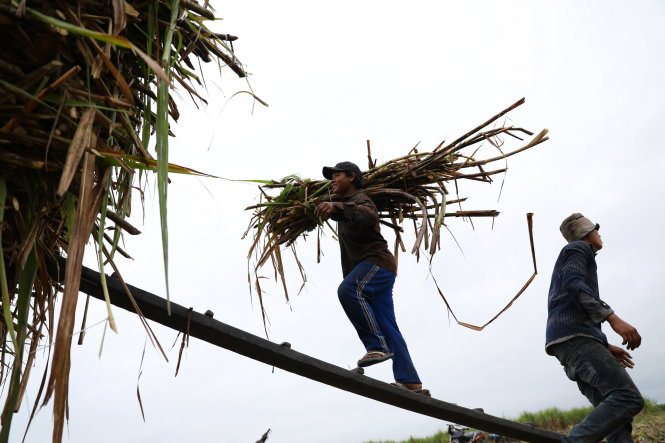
560, 240, 594, 257
347, 189, 372, 203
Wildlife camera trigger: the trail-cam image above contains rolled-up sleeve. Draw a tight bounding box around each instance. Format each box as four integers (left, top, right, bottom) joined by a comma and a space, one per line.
579, 292, 614, 323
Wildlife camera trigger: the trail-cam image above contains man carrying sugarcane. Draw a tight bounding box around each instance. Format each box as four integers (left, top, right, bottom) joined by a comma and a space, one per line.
314, 161, 428, 396
546, 213, 644, 442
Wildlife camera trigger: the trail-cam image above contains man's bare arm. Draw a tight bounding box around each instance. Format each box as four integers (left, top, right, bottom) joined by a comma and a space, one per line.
607, 313, 641, 350
314, 202, 338, 221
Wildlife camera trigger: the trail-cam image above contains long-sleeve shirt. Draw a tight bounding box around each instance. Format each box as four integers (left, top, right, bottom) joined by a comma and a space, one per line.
579, 292, 614, 324
545, 240, 613, 354
329, 190, 396, 277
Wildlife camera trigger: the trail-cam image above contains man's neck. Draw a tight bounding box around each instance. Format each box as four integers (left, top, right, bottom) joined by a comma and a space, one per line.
341, 186, 358, 198
583, 240, 599, 254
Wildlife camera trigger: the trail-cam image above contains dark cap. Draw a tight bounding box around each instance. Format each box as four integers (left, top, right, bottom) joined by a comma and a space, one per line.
322, 161, 363, 184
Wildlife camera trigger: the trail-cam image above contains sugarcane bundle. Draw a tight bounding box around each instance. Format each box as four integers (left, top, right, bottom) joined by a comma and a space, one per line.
245, 99, 548, 313
0, 1, 248, 441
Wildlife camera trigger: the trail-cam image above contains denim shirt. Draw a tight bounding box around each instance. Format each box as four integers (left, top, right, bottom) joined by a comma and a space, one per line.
545, 240, 612, 354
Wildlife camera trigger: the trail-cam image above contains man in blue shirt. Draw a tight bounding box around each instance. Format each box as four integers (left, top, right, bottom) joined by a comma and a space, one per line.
546, 213, 643, 442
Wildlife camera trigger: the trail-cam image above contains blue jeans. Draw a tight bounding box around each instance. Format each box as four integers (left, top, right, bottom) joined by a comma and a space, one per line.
551, 337, 643, 442
337, 261, 421, 384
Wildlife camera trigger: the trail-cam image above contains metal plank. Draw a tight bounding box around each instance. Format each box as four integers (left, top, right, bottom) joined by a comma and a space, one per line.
66, 264, 561, 442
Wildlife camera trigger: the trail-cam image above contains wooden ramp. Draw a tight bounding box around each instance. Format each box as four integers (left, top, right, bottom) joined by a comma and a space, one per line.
65, 264, 562, 443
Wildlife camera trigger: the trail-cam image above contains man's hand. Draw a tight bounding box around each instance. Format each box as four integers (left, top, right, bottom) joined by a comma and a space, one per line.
314, 202, 337, 221
607, 313, 642, 350
608, 344, 635, 369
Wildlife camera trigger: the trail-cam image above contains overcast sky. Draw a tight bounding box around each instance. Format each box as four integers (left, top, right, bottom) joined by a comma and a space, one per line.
11, 1, 665, 442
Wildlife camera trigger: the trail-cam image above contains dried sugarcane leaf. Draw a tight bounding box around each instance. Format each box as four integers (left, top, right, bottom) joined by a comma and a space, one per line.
111, 0, 127, 35
124, 1, 139, 18
88, 40, 135, 106
47, 155, 110, 443
175, 308, 192, 377
13, 321, 43, 412
56, 108, 96, 197
430, 213, 538, 331
0, 65, 81, 135
136, 340, 146, 421
96, 178, 118, 333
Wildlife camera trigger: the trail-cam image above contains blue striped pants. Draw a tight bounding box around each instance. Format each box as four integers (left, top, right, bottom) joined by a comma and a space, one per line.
337, 261, 421, 384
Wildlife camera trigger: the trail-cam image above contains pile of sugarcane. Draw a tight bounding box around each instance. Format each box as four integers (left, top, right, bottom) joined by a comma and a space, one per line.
0, 1, 246, 441
245, 99, 548, 309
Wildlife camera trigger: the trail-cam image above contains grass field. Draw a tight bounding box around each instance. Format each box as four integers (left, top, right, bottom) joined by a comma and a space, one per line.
366, 400, 665, 443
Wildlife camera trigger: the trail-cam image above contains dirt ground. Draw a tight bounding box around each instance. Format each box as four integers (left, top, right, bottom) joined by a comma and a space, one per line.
633, 411, 665, 442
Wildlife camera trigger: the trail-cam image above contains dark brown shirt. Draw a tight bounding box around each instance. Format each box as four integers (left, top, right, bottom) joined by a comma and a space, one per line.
330, 190, 396, 277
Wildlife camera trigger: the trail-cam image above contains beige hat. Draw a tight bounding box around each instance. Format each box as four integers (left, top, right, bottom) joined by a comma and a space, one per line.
560, 213, 600, 243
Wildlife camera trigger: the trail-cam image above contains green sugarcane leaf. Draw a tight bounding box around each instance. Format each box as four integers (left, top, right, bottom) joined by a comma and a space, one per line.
235, 179, 276, 184
156, 81, 170, 314
0, 79, 58, 113
0, 178, 17, 352
55, 99, 129, 113
64, 192, 75, 240
308, 181, 332, 199
155, 0, 181, 316
250, 202, 291, 208
94, 150, 216, 177
0, 181, 38, 442
25, 7, 133, 48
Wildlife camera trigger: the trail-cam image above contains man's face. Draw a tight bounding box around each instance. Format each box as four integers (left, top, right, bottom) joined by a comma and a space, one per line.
585, 229, 603, 250
330, 171, 355, 195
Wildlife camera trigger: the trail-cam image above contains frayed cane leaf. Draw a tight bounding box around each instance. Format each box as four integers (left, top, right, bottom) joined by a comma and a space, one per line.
98, 321, 108, 359
136, 340, 147, 421
97, 177, 118, 333
227, 90, 269, 107
175, 308, 192, 377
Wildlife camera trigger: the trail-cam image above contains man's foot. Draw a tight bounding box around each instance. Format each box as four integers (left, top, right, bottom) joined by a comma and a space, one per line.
391, 382, 431, 397
357, 351, 393, 367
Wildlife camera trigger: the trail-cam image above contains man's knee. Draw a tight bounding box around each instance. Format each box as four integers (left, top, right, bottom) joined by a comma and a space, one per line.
626, 392, 644, 415
337, 281, 354, 304
613, 387, 644, 417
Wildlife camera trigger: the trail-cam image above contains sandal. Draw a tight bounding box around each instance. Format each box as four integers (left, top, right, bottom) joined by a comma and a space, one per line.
391, 381, 431, 397
357, 351, 393, 368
